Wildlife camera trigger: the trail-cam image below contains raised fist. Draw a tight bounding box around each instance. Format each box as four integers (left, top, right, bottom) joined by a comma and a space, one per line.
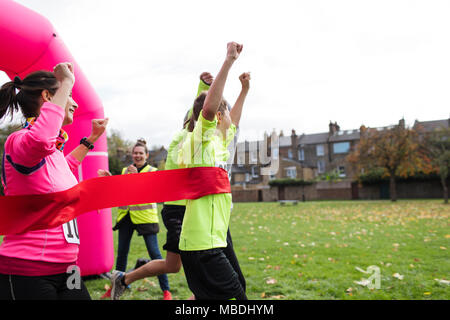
239, 72, 251, 90
200, 72, 214, 85
53, 62, 75, 85
226, 42, 243, 61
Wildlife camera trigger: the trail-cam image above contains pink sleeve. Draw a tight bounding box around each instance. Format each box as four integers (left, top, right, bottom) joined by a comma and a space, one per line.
65, 153, 81, 173
6, 102, 65, 166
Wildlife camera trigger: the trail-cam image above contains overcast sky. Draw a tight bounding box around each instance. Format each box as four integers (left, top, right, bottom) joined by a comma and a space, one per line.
1, 0, 449, 148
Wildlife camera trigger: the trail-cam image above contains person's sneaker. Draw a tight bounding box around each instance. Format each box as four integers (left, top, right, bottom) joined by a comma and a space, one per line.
110, 271, 127, 300
163, 290, 172, 300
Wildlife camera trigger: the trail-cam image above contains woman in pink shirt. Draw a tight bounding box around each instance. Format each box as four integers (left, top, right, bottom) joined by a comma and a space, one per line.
0, 63, 108, 300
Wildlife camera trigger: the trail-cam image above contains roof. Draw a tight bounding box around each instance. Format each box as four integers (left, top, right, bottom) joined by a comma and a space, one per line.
298, 132, 329, 145
150, 147, 168, 162
415, 119, 449, 132
235, 117, 449, 151
279, 136, 292, 147
328, 129, 360, 142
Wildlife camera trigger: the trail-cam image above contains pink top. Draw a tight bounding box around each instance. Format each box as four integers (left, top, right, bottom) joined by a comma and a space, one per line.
0, 102, 81, 275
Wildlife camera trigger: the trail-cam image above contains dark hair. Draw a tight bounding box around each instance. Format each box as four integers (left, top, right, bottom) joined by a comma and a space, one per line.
0, 71, 59, 122
183, 91, 229, 132
133, 138, 148, 154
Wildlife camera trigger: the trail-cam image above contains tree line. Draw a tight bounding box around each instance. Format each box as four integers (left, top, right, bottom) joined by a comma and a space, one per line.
347, 123, 449, 203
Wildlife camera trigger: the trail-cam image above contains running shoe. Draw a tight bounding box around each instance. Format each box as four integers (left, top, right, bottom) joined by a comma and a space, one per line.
163, 290, 173, 300
110, 270, 127, 300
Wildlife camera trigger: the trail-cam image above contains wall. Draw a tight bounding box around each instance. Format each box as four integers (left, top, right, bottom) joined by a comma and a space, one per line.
316, 180, 352, 200
231, 180, 446, 202
358, 180, 444, 200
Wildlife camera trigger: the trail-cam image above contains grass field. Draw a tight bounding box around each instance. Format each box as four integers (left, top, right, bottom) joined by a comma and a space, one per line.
81, 200, 449, 300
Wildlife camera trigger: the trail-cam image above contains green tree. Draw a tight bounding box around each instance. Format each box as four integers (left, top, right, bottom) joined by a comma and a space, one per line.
348, 123, 432, 202
106, 129, 133, 175
0, 124, 22, 195
424, 127, 450, 204
316, 169, 342, 182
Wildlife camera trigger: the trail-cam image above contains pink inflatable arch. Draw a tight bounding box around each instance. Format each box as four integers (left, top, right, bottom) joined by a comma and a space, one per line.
0, 0, 114, 276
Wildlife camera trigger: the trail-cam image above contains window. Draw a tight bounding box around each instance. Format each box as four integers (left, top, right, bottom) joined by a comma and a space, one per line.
237, 153, 245, 167
337, 166, 346, 177
250, 150, 258, 163
249, 141, 258, 163
288, 149, 293, 159
251, 166, 259, 178
317, 160, 325, 173
271, 148, 279, 160
316, 144, 325, 156
298, 149, 304, 161
285, 167, 297, 178
333, 142, 350, 154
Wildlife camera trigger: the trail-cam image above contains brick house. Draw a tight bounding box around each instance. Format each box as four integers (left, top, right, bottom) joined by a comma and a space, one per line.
230, 117, 449, 191
231, 122, 361, 188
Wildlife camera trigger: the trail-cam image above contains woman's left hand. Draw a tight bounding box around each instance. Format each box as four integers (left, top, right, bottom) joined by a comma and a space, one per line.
88, 118, 109, 143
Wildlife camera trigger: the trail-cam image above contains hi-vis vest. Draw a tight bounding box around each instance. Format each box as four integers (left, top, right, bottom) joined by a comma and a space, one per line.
117, 165, 159, 224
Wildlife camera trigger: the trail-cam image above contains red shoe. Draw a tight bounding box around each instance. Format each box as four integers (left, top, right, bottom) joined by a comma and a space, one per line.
163, 290, 172, 300
101, 287, 111, 299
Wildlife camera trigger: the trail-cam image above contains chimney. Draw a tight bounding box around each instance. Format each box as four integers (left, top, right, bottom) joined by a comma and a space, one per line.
279, 130, 284, 137
291, 129, 298, 152
329, 121, 340, 135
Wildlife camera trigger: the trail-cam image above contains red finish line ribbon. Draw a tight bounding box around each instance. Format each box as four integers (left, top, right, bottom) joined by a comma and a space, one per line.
0, 167, 230, 235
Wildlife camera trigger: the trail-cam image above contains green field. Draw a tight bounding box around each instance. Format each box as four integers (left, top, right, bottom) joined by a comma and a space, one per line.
1, 200, 448, 300
82, 200, 449, 300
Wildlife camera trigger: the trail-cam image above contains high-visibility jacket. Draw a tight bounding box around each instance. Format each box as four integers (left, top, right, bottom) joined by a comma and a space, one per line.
116, 164, 159, 224
164, 79, 211, 206
178, 113, 236, 251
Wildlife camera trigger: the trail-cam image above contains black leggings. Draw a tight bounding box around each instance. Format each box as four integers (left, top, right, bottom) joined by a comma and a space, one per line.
0, 273, 91, 300
224, 229, 246, 292
180, 229, 247, 300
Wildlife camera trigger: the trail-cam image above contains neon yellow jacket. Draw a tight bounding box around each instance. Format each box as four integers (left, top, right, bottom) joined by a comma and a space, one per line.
117, 164, 159, 224
178, 113, 236, 251
164, 79, 211, 206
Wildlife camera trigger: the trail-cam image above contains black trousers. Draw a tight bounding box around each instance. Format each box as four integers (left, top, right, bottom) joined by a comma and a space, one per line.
0, 273, 91, 300
180, 229, 247, 300
224, 228, 246, 292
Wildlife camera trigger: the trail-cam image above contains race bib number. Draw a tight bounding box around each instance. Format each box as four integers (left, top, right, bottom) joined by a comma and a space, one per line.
62, 219, 80, 244
215, 161, 231, 181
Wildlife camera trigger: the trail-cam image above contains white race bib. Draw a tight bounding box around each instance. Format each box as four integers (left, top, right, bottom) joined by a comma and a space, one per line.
215, 161, 230, 181
62, 219, 80, 244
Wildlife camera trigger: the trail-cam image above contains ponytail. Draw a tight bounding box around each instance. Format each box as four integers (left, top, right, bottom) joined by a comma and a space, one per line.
0, 80, 19, 121
0, 71, 59, 122
184, 91, 207, 132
